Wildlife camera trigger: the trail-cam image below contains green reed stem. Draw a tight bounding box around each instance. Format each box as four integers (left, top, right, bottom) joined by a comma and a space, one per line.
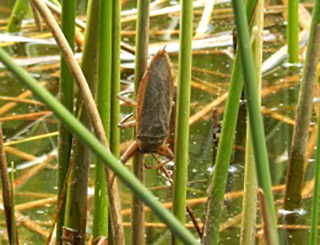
133, 0, 150, 243
284, 0, 320, 226
93, 0, 113, 238
56, 0, 75, 242
287, 0, 299, 63
109, 2, 122, 241
308, 1, 320, 244
240, 0, 263, 243
172, 0, 193, 244
134, 0, 149, 94
202, 1, 257, 244
63, 0, 99, 243
203, 56, 244, 245
231, 0, 279, 243
110, 0, 121, 158
0, 47, 199, 245
6, 0, 29, 33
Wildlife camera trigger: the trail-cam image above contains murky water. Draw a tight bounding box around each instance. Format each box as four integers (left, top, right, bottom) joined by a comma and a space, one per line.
0, 0, 316, 244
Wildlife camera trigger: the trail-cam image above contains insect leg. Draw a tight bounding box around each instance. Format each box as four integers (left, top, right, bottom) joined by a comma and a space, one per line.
150, 154, 203, 238
118, 113, 136, 128
120, 140, 139, 164
156, 144, 174, 159
145, 154, 171, 169
145, 145, 174, 169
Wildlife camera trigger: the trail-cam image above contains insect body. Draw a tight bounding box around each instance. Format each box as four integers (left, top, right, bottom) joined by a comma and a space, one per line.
120, 48, 175, 163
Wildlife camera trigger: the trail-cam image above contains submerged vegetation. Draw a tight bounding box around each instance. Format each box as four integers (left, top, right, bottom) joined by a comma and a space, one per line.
0, 0, 320, 244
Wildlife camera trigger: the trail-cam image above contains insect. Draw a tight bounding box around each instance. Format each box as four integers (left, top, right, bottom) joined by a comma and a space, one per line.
118, 47, 175, 164
118, 52, 203, 236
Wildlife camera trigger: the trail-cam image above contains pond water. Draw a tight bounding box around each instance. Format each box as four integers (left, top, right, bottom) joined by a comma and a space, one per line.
0, 0, 316, 244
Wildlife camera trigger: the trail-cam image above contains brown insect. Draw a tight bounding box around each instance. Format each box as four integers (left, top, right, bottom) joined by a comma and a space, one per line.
119, 48, 175, 164
118, 51, 203, 236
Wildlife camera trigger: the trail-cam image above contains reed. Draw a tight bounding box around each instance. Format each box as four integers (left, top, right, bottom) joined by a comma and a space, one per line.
6, 0, 29, 32
0, 125, 18, 245
287, 0, 299, 63
56, 0, 75, 242
132, 0, 150, 243
110, 0, 122, 159
0, 47, 199, 245
240, 0, 263, 242
202, 0, 257, 243
93, 0, 113, 239
231, 0, 279, 243
203, 55, 244, 245
9, 163, 17, 245
63, 0, 99, 243
311, 86, 320, 245
284, 0, 320, 226
172, 0, 193, 244
109, 0, 122, 242
307, 1, 320, 244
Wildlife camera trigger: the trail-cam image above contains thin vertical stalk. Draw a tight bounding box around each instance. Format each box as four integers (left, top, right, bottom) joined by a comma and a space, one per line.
241, 130, 257, 245
109, 1, 121, 241
9, 163, 17, 244
202, 1, 257, 244
287, 0, 299, 63
93, 0, 113, 239
63, 0, 99, 243
202, 56, 244, 245
284, 0, 320, 224
240, 0, 263, 242
110, 0, 121, 158
132, 154, 145, 244
308, 2, 320, 244
56, 0, 75, 243
6, 0, 29, 33
172, 0, 193, 244
0, 47, 199, 245
132, 0, 150, 244
231, 0, 279, 243
0, 126, 18, 245
134, 0, 150, 93
311, 81, 320, 245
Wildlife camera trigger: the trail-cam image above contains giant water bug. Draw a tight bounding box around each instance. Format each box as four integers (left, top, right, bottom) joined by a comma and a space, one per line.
118, 49, 203, 236
118, 47, 175, 165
